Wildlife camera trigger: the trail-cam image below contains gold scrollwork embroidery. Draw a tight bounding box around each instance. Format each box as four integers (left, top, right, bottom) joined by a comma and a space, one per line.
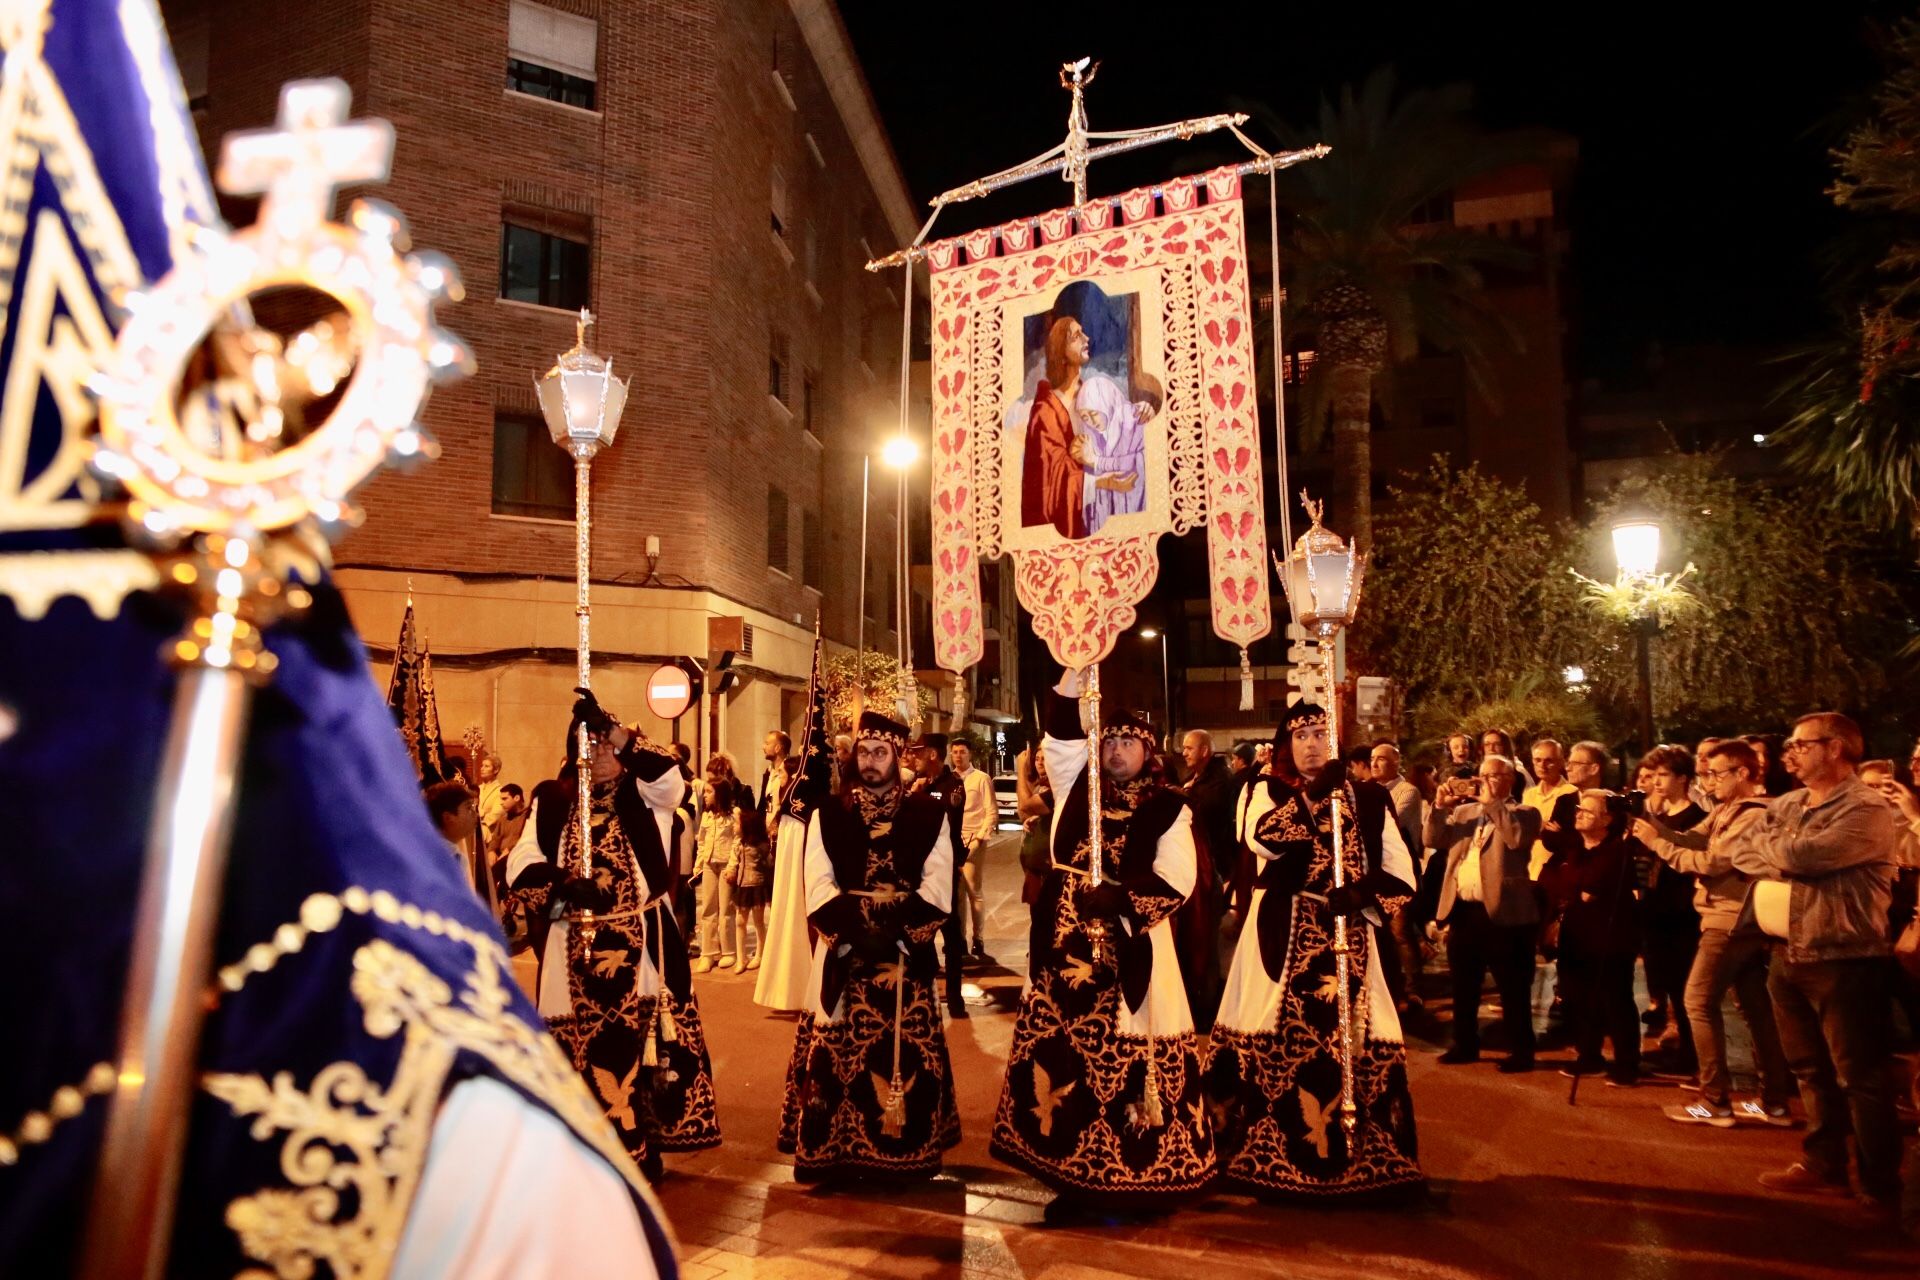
204, 889, 676, 1280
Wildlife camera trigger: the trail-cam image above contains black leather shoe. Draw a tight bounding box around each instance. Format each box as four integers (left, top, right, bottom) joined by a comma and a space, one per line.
1496, 1056, 1535, 1074
1437, 1046, 1480, 1065
946, 998, 969, 1019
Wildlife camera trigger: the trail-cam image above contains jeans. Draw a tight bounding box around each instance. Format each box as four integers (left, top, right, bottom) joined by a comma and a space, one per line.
1685, 926, 1792, 1106
1446, 901, 1537, 1059
697, 865, 736, 960
1770, 954, 1901, 1200
958, 835, 988, 947
1644, 911, 1702, 1071
1558, 949, 1639, 1079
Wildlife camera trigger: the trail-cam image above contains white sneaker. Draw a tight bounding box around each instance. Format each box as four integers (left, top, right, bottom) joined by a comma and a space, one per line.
1664, 1099, 1734, 1129
1734, 1100, 1796, 1128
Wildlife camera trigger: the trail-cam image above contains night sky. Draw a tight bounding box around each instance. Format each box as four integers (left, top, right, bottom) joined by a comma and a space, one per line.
844, 1, 1896, 381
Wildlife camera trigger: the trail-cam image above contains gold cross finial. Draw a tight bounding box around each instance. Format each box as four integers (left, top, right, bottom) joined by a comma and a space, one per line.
576, 308, 594, 348
216, 80, 392, 240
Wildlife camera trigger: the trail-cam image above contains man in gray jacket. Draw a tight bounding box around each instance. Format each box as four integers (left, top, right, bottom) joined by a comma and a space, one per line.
1427, 754, 1542, 1072
1633, 739, 1793, 1128
1731, 712, 1902, 1217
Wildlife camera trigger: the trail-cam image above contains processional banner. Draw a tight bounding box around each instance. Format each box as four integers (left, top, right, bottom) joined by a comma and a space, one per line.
925, 168, 1271, 675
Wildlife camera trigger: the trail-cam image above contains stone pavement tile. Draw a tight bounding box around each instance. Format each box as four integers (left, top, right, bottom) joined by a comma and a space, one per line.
964, 1193, 1047, 1227
677, 1261, 726, 1280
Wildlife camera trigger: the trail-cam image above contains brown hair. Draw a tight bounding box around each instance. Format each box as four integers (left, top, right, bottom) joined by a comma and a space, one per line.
1044, 316, 1083, 388
1705, 740, 1760, 778
1642, 743, 1696, 779
1793, 711, 1865, 764
425, 781, 473, 827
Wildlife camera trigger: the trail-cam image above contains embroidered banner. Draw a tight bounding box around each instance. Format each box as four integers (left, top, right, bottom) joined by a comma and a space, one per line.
925, 168, 1271, 672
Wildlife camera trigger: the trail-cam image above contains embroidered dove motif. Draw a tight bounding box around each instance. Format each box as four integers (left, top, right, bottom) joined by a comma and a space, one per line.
873, 960, 906, 989
591, 948, 630, 978
1312, 972, 1340, 1003
593, 1060, 640, 1131
1298, 1084, 1340, 1159
1030, 1061, 1076, 1136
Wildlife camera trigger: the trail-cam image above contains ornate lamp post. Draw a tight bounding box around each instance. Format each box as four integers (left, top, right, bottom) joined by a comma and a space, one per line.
537, 308, 629, 880
1611, 516, 1662, 753
1274, 492, 1367, 1135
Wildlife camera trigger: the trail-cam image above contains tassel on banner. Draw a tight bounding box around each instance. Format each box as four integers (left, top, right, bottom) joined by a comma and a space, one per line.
1238, 647, 1254, 712
880, 962, 909, 1137
1142, 1037, 1165, 1128
642, 1021, 660, 1068
659, 1001, 679, 1044
951, 669, 968, 730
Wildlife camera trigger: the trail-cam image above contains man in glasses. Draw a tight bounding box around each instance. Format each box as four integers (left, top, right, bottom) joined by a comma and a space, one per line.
1631, 741, 1793, 1129
1731, 712, 1903, 1219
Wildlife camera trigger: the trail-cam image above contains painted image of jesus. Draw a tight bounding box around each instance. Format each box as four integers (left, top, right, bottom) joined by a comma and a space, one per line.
1018, 315, 1159, 539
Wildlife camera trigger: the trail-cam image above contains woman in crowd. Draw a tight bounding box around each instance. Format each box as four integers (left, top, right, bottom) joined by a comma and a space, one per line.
695, 754, 744, 974
1543, 789, 1643, 1085
733, 803, 771, 970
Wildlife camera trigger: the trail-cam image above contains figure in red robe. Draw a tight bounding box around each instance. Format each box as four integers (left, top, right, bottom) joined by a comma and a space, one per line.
1021, 316, 1090, 540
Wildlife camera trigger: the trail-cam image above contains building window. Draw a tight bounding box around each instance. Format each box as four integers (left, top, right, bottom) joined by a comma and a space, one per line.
767, 486, 789, 572
802, 510, 822, 589
769, 330, 788, 403
491, 410, 572, 519
802, 220, 818, 284
500, 221, 589, 310
507, 0, 597, 110
801, 370, 818, 437
771, 166, 788, 239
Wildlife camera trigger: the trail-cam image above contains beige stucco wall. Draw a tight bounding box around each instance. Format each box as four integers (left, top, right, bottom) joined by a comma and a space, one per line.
338, 568, 817, 794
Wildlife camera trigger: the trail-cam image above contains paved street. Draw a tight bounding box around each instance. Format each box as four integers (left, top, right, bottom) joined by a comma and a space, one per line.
654, 833, 1919, 1279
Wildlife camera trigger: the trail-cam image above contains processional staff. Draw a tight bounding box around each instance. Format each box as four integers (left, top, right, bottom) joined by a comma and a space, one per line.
78, 80, 471, 1279
1274, 494, 1369, 1134
535, 309, 630, 895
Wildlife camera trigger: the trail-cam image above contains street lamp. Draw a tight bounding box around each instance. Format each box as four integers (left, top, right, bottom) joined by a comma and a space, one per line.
1611, 518, 1661, 580
856, 434, 921, 725
1272, 492, 1366, 1138
1611, 515, 1662, 753
537, 308, 629, 877
1139, 627, 1171, 730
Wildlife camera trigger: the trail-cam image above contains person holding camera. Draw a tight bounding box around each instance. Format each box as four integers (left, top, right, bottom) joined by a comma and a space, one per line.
1427, 755, 1542, 1072
1542, 789, 1643, 1085
1731, 713, 1902, 1218
1636, 745, 1709, 1077
1631, 740, 1794, 1126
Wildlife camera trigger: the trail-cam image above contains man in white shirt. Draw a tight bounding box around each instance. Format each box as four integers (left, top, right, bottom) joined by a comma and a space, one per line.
1426, 755, 1542, 1072
950, 738, 997, 963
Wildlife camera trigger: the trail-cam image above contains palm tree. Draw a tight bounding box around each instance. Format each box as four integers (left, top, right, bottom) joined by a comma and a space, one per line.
1259, 70, 1535, 550
1778, 16, 1920, 536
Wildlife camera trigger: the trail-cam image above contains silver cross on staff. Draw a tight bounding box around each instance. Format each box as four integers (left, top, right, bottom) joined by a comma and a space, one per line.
216, 80, 393, 241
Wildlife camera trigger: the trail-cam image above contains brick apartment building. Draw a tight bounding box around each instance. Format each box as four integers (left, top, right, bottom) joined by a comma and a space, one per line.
162, 0, 964, 780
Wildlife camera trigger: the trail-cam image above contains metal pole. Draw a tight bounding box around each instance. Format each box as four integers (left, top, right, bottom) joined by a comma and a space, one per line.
1323, 629, 1358, 1136
897, 465, 910, 720
1635, 621, 1656, 752
1084, 664, 1104, 886
574, 451, 593, 881
856, 452, 869, 724
81, 666, 251, 1280
1159, 633, 1171, 732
